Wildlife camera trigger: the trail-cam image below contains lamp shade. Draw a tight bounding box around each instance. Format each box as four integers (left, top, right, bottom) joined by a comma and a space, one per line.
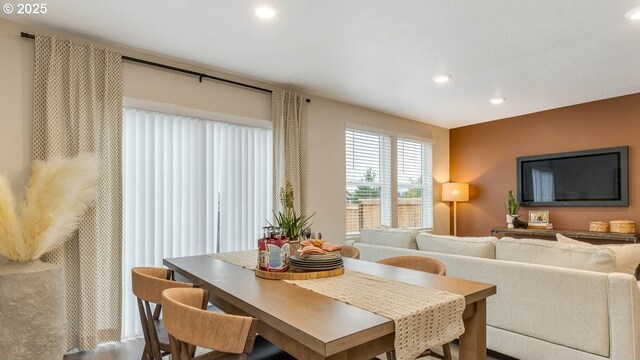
442, 182, 469, 202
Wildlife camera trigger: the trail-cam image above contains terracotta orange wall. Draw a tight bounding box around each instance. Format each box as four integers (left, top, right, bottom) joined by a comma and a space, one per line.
450, 93, 640, 236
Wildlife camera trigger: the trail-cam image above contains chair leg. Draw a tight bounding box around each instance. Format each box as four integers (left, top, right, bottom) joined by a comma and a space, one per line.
168, 334, 181, 360
442, 343, 452, 360
144, 301, 163, 360
385, 350, 396, 360
140, 347, 150, 360
137, 298, 153, 360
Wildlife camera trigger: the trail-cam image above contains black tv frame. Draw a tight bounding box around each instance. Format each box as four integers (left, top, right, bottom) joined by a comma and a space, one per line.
516, 146, 629, 207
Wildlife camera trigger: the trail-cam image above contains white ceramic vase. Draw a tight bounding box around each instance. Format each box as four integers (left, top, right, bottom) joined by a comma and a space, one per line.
0, 260, 66, 359
506, 214, 517, 229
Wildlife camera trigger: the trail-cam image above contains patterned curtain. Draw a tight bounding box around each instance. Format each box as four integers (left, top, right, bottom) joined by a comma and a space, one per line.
272, 91, 308, 214
32, 35, 123, 351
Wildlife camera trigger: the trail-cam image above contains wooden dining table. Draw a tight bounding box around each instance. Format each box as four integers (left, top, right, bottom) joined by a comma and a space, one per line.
164, 255, 496, 360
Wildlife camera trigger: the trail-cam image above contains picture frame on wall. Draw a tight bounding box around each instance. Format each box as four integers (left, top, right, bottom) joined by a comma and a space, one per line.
528, 210, 550, 225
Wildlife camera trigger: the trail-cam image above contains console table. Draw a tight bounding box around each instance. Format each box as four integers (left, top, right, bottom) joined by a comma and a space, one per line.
491, 227, 640, 243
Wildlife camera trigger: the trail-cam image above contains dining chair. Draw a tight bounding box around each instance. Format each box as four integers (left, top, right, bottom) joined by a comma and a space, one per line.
132, 267, 200, 360
162, 288, 295, 360
376, 256, 451, 360
340, 245, 360, 259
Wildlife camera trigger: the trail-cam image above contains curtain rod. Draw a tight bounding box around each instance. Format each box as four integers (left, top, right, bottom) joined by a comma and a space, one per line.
20, 32, 310, 103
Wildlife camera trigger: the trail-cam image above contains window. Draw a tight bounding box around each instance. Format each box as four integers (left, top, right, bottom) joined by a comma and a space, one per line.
397, 138, 433, 228
345, 129, 433, 235
121, 107, 272, 338
345, 128, 391, 235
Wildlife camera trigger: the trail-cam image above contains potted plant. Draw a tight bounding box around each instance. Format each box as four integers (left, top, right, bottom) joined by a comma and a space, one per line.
504, 190, 520, 229
0, 154, 98, 359
271, 179, 314, 242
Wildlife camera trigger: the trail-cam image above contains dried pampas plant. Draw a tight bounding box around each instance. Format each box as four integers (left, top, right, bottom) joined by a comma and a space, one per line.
0, 176, 21, 260
21, 154, 99, 261
0, 154, 99, 262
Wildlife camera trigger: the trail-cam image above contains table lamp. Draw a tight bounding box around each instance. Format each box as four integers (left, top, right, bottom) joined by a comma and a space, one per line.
442, 182, 469, 236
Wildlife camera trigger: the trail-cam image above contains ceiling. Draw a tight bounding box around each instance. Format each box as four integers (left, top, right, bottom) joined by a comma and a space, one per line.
4, 0, 640, 128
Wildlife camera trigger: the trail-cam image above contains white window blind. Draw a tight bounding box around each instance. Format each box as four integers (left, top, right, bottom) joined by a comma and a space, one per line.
345, 128, 392, 234
397, 138, 433, 229
121, 108, 272, 339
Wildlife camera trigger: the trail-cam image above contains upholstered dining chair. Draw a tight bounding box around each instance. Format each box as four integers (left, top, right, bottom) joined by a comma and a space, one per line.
340, 245, 360, 259
376, 256, 451, 360
131, 267, 200, 360
162, 288, 294, 360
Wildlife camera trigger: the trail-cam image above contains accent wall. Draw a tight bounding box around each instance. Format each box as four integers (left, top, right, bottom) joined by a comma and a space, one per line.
450, 93, 640, 236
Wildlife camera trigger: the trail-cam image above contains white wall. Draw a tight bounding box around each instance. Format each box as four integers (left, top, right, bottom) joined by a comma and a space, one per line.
0, 17, 450, 246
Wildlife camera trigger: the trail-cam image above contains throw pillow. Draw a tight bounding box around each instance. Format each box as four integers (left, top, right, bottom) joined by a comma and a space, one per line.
416, 234, 498, 259
556, 234, 640, 276
359, 228, 418, 249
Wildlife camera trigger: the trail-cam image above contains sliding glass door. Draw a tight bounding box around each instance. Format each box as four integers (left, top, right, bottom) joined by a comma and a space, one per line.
121, 107, 272, 338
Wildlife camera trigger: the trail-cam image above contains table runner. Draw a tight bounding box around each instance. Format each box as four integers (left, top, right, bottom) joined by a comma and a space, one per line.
208, 250, 465, 360
208, 250, 257, 269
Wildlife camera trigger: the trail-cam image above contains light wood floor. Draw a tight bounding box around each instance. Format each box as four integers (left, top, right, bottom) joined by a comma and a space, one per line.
63, 338, 515, 360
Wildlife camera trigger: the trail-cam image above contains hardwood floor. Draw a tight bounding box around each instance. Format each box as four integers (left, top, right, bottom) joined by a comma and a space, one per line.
63, 338, 515, 360
64, 339, 145, 360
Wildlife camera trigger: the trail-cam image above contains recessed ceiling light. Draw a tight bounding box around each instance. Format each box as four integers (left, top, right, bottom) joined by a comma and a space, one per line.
255, 4, 277, 19
489, 97, 505, 105
625, 6, 640, 20
433, 74, 452, 83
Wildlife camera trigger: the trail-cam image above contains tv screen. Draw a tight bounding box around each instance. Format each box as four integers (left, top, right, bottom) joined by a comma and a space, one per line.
517, 146, 628, 207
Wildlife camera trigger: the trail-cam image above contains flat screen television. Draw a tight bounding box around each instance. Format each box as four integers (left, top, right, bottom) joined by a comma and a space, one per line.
517, 146, 628, 207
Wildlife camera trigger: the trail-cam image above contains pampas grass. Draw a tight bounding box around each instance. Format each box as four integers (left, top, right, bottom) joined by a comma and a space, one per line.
0, 154, 99, 261
0, 176, 21, 260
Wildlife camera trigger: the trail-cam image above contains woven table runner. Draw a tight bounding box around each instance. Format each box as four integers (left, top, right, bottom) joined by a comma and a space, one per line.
208, 250, 465, 360
286, 272, 465, 360
208, 250, 257, 269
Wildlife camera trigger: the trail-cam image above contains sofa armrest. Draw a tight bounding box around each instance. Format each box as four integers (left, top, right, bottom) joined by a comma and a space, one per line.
345, 238, 360, 247
608, 273, 640, 360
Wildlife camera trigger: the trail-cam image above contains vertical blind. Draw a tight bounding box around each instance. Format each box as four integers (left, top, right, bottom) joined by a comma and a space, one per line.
345, 128, 392, 234
121, 108, 272, 338
397, 138, 433, 228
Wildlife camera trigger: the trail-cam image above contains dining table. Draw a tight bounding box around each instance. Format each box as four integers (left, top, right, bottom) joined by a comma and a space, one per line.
164, 254, 496, 360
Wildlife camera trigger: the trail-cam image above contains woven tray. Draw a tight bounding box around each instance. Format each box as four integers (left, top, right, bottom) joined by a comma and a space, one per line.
610, 220, 636, 234
255, 266, 344, 280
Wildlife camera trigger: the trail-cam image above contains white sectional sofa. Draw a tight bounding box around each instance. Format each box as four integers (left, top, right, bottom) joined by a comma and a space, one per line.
347, 230, 640, 360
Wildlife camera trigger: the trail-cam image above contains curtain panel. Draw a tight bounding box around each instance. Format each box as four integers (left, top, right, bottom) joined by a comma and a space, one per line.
32, 35, 123, 351
272, 91, 308, 214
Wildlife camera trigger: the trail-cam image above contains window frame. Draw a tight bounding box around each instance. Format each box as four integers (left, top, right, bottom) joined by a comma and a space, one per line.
396, 134, 434, 230
345, 125, 434, 236
345, 126, 393, 236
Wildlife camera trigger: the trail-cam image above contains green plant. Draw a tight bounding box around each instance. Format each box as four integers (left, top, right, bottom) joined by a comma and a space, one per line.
505, 190, 520, 216
270, 179, 314, 240
347, 168, 380, 203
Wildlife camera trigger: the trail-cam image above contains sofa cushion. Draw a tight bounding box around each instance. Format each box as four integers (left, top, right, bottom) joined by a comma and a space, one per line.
359, 228, 418, 249
496, 237, 616, 273
556, 234, 640, 275
416, 234, 498, 259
